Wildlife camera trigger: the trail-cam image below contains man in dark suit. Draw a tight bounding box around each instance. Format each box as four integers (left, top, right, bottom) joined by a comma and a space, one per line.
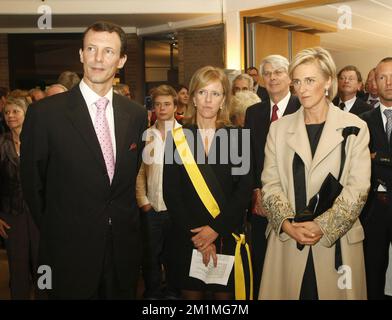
20, 21, 147, 299
246, 67, 269, 102
363, 68, 380, 107
244, 55, 300, 296
360, 57, 392, 300
333, 65, 372, 115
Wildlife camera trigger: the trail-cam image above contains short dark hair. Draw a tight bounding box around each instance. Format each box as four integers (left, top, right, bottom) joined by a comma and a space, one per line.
337, 65, 362, 82
82, 21, 127, 57
379, 57, 392, 64
175, 84, 188, 93
246, 67, 259, 74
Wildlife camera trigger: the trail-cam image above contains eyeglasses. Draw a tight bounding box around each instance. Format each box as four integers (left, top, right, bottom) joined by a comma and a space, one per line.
196, 89, 224, 99
262, 69, 286, 78
291, 78, 317, 89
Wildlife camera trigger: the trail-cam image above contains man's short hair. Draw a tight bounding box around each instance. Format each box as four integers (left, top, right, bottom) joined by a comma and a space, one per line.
57, 71, 81, 90
83, 21, 127, 57
337, 65, 362, 82
260, 55, 289, 75
151, 85, 178, 106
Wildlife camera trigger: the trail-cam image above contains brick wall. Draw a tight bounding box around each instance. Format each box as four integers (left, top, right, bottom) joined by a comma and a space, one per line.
124, 33, 144, 104
178, 24, 225, 87
0, 35, 9, 88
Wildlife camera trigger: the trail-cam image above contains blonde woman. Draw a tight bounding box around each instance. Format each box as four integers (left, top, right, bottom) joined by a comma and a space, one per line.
163, 66, 252, 299
0, 97, 41, 299
229, 90, 260, 127
259, 47, 370, 300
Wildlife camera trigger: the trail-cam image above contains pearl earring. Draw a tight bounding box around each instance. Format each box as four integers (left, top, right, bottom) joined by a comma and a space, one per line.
325, 88, 329, 96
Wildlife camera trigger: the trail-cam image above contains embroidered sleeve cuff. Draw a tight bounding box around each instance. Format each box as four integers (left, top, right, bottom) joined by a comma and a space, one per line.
262, 192, 295, 235
314, 194, 368, 247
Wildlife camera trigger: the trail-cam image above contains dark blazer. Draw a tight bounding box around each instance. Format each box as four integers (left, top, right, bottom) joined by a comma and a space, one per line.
244, 94, 301, 188
359, 106, 392, 299
20, 85, 147, 298
332, 96, 372, 116
163, 125, 253, 290
360, 107, 392, 193
0, 133, 29, 216
256, 86, 269, 102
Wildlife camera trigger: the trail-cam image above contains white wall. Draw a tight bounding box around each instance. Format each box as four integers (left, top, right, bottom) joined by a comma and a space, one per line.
330, 48, 392, 80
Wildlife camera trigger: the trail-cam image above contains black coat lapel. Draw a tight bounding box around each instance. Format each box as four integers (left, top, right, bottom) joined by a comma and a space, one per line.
369, 108, 389, 152
284, 95, 301, 116
112, 94, 132, 176
65, 86, 107, 172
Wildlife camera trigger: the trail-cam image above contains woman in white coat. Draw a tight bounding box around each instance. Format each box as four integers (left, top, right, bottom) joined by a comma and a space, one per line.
259, 47, 370, 300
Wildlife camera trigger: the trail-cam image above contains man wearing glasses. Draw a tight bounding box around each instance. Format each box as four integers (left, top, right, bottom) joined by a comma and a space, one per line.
244, 55, 300, 296
333, 65, 371, 115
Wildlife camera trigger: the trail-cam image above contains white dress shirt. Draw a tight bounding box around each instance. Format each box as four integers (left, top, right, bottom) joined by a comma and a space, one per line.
136, 120, 181, 212
338, 96, 356, 112
79, 79, 116, 160
269, 91, 291, 120
366, 95, 380, 106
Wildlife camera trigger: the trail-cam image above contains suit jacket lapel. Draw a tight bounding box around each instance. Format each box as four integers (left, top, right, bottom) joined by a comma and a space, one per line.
350, 99, 359, 114
283, 95, 300, 116
287, 107, 313, 170
65, 86, 107, 172
311, 106, 344, 172
112, 95, 132, 181
369, 107, 389, 150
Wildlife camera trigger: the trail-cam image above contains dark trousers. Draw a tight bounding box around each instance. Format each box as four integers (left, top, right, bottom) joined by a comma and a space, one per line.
363, 193, 392, 300
249, 214, 268, 296
88, 225, 135, 300
0, 211, 40, 299
140, 209, 174, 299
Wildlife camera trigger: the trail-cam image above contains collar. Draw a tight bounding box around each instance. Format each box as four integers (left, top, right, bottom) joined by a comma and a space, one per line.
79, 79, 113, 107
339, 96, 356, 111
270, 91, 291, 112
379, 102, 392, 116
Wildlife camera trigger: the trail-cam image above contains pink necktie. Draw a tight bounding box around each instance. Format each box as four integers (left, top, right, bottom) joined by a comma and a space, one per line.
94, 97, 115, 183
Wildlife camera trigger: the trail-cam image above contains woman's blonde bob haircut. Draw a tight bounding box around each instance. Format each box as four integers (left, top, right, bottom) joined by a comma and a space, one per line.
289, 47, 337, 102
185, 66, 231, 128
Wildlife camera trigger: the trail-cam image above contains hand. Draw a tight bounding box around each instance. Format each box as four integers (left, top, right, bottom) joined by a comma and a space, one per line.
370, 152, 376, 160
292, 221, 323, 237
190, 225, 218, 251
282, 220, 322, 246
140, 204, 152, 213
251, 188, 267, 217
199, 243, 218, 267
0, 218, 10, 239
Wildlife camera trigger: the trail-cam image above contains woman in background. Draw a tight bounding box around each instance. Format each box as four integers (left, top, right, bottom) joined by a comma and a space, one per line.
0, 97, 41, 299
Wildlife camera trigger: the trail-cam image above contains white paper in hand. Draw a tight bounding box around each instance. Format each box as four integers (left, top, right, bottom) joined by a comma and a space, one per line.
189, 249, 234, 285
